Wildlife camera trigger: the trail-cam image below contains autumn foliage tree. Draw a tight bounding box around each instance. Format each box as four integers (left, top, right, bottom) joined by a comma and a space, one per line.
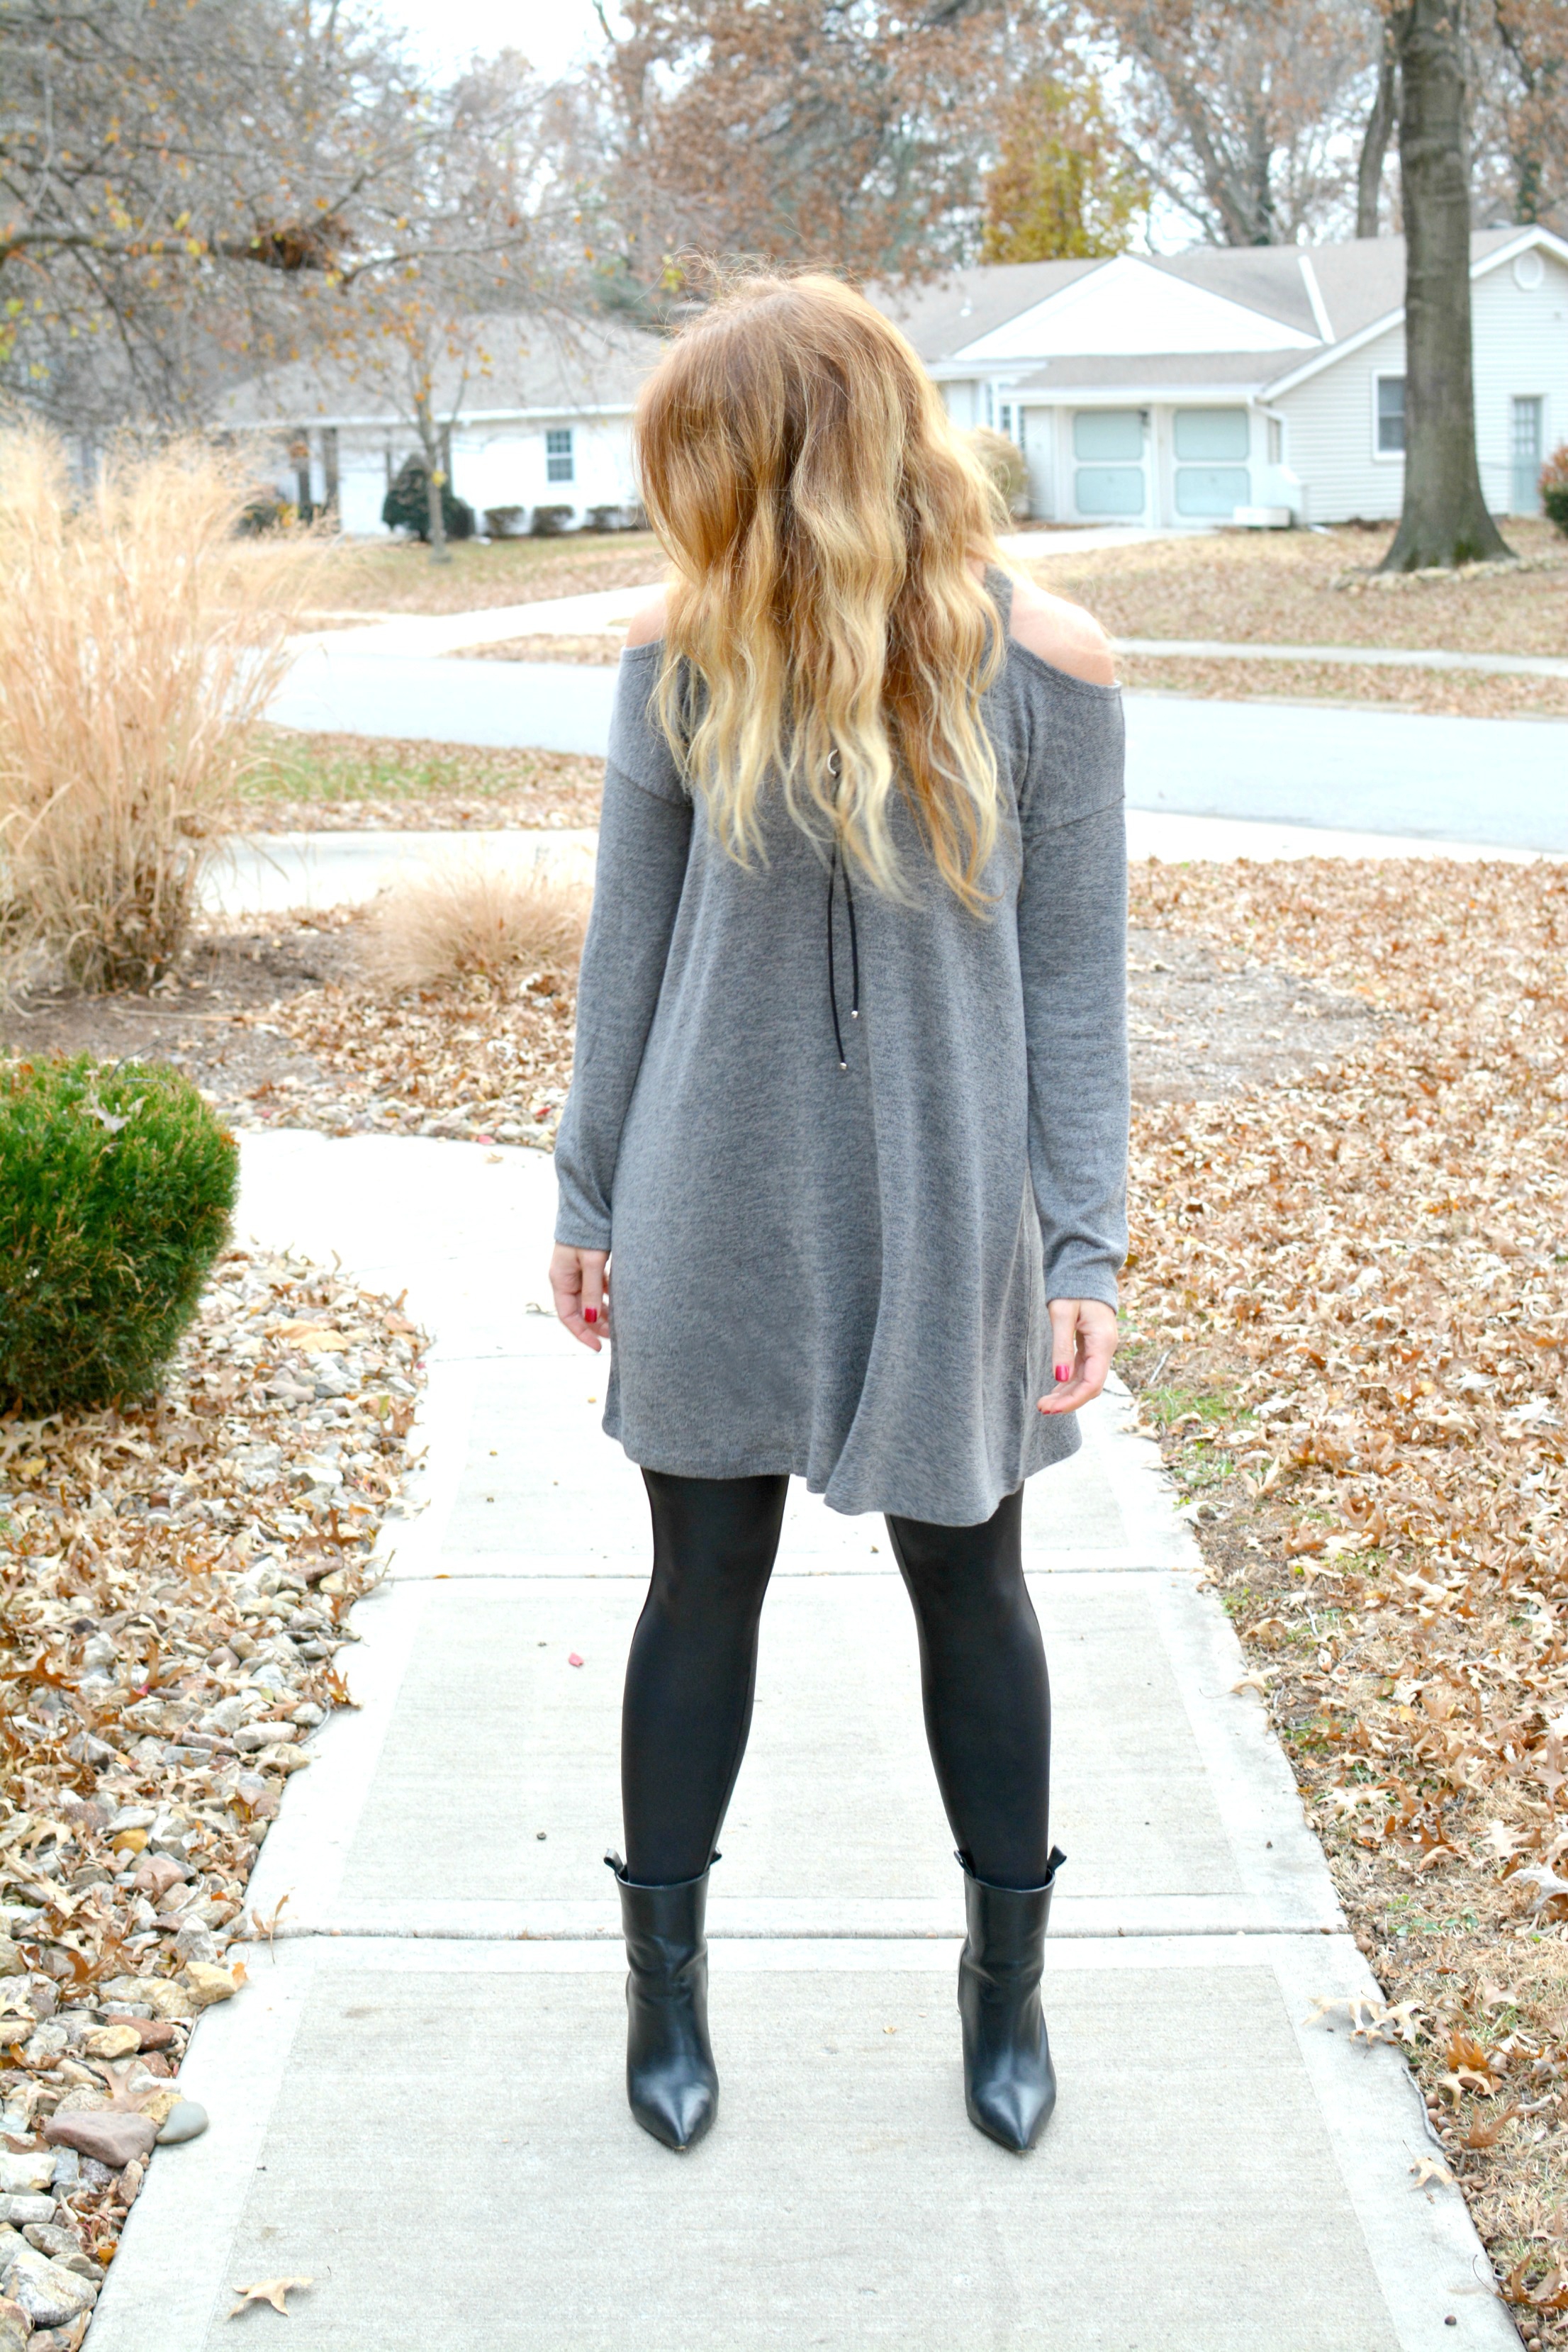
588, 0, 1023, 291
981, 77, 1146, 262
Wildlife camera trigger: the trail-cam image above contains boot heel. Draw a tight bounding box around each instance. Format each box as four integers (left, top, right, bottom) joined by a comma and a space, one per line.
607, 1852, 719, 2151
956, 1847, 1065, 2153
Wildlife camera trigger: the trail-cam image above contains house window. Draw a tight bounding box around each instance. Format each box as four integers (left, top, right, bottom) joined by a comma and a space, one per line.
545, 427, 574, 483
1073, 410, 1144, 517
1512, 395, 1544, 513
1375, 375, 1405, 455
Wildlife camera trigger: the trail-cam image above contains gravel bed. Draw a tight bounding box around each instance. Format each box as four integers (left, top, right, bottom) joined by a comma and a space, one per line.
0, 1248, 426, 2324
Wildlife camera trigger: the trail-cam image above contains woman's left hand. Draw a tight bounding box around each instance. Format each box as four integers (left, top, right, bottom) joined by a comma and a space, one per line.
1037, 1298, 1118, 1416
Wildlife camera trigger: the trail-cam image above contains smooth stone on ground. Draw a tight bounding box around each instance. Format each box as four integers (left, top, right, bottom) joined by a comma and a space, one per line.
43, 2112, 156, 2168
0, 2299, 28, 2352
156, 2103, 208, 2146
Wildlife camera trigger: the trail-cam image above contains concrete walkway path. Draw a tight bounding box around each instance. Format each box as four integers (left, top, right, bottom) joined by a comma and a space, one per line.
89, 1133, 1513, 2350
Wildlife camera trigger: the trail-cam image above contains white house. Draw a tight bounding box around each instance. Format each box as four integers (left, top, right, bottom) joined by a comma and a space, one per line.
878, 225, 1568, 527
218, 230, 1568, 537
215, 313, 663, 537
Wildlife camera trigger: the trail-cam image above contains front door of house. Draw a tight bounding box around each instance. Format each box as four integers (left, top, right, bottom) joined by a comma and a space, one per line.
1512, 396, 1544, 514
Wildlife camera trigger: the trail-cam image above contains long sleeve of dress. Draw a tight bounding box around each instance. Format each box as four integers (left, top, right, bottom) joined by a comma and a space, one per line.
553, 756, 693, 1251
1013, 667, 1129, 1309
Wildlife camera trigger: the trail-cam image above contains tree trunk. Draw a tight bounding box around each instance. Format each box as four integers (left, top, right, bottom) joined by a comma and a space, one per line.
1380, 0, 1512, 572
415, 390, 450, 565
1356, 33, 1397, 237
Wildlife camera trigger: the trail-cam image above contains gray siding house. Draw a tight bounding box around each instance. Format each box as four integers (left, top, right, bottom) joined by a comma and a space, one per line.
878, 226, 1568, 527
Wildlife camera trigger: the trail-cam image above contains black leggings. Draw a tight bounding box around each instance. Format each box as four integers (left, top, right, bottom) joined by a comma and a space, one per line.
621, 1472, 1051, 1891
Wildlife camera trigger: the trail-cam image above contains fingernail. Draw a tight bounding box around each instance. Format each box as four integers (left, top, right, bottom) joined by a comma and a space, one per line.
1055, 1363, 1070, 1383
584, 1307, 598, 1324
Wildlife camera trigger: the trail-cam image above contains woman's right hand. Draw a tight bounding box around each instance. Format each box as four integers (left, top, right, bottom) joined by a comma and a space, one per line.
550, 1244, 610, 1351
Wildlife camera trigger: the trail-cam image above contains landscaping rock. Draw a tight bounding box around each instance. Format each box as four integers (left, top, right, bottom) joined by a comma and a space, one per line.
0, 2157, 55, 2197
181, 1963, 240, 2009
4, 2244, 96, 2328
156, 2100, 208, 2146
0, 2195, 55, 2227
0, 2296, 30, 2352
43, 2112, 157, 2168
83, 2024, 142, 2061
104, 2015, 176, 2052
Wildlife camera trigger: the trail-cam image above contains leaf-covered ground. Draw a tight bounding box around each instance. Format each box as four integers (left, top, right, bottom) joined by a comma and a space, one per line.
0, 1251, 425, 2332
1119, 854, 1568, 2346
1026, 516, 1568, 659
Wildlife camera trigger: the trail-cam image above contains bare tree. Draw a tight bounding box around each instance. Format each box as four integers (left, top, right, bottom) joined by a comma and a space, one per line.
304, 52, 584, 561
1380, 0, 1511, 570
1355, 17, 1399, 235
0, 0, 438, 425
1087, 0, 1379, 245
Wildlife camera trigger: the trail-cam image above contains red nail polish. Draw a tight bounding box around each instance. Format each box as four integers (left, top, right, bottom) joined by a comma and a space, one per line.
1055, 1363, 1070, 1383
584, 1307, 598, 1324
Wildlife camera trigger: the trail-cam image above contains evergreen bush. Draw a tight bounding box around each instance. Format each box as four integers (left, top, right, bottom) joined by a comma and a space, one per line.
0, 1056, 237, 1415
381, 459, 474, 543
1542, 445, 1568, 538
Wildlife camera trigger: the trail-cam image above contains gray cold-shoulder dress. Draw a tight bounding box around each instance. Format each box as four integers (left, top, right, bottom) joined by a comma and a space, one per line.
553, 579, 1129, 1527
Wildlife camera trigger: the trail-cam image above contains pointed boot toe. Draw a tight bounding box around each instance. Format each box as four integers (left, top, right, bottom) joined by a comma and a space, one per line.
965, 2040, 1057, 2154
956, 1847, 1065, 2155
610, 1854, 719, 2153
629, 2063, 717, 2152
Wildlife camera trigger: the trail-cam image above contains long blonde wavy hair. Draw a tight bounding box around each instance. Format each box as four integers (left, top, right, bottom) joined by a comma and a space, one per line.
635, 273, 1008, 911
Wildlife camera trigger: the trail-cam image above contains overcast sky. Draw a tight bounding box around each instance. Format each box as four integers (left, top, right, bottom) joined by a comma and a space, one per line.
375, 0, 612, 82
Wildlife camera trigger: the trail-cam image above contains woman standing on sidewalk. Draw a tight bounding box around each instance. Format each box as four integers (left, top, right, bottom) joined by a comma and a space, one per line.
550, 274, 1126, 2156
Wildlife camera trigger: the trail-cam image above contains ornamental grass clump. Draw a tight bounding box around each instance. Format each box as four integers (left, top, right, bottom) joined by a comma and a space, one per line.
0, 430, 321, 991
0, 1055, 237, 1415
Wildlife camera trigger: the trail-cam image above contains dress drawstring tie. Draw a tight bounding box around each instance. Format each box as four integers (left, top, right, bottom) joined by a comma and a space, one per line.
826, 841, 861, 1070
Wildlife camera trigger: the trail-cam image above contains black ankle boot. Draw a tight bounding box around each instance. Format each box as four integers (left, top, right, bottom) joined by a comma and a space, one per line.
956, 1847, 1065, 2153
606, 1853, 719, 2151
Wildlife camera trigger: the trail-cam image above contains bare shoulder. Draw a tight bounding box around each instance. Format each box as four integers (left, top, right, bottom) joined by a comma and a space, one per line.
1004, 571, 1116, 686
623, 587, 668, 649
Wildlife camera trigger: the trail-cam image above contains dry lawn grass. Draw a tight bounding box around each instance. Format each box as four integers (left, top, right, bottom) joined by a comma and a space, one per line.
228, 733, 604, 833
301, 531, 665, 615
1119, 853, 1568, 2342
1027, 517, 1568, 660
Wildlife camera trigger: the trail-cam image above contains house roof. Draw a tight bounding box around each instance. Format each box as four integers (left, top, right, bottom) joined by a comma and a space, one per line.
215, 312, 664, 430
1006, 350, 1306, 393
875, 229, 1559, 395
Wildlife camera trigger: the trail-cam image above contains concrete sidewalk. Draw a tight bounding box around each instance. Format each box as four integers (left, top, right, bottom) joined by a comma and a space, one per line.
88, 1133, 1515, 2351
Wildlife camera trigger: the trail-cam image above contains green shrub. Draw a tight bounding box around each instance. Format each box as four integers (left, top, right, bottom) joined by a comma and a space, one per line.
0, 1055, 237, 1415
1542, 444, 1568, 538
381, 459, 475, 543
